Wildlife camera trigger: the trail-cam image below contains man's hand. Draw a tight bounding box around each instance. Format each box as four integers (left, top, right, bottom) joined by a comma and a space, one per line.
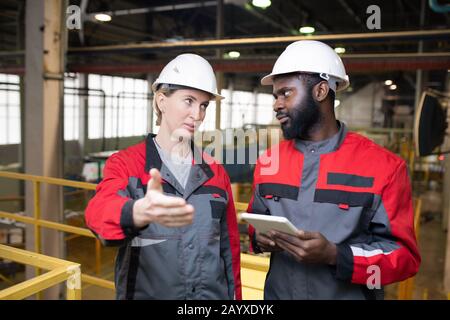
133, 168, 194, 228
255, 231, 282, 252
269, 230, 337, 265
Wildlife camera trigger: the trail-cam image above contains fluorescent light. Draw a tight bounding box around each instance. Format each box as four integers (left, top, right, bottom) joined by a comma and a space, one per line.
228, 51, 240, 58
334, 99, 341, 108
334, 47, 346, 54
299, 26, 315, 34
252, 0, 271, 9
384, 79, 393, 86
94, 13, 112, 22
389, 84, 397, 90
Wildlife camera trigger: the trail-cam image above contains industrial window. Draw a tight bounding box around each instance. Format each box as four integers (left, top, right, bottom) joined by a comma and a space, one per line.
64, 76, 80, 141
197, 89, 275, 131
0, 74, 20, 145
87, 74, 150, 139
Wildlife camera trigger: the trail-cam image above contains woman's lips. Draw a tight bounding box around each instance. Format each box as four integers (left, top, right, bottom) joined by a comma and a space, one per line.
183, 123, 195, 132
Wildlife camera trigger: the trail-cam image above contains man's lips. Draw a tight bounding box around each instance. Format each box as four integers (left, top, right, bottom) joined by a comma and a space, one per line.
277, 115, 289, 124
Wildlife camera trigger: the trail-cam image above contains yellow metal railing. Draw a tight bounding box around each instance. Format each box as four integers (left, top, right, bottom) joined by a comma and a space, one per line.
396, 198, 422, 300
240, 253, 269, 300
0, 244, 81, 300
0, 170, 250, 297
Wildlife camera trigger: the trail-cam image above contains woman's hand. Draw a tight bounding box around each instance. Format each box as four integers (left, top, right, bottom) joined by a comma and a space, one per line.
133, 168, 194, 228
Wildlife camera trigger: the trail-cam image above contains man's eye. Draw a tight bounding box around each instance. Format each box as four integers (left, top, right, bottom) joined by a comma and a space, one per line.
200, 103, 208, 110
283, 90, 292, 98
185, 98, 193, 105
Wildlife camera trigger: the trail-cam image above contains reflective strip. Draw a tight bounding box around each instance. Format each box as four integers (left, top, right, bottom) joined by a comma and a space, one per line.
131, 237, 167, 247
351, 246, 393, 258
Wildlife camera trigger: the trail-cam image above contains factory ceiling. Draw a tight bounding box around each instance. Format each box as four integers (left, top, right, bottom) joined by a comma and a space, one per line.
0, 0, 449, 95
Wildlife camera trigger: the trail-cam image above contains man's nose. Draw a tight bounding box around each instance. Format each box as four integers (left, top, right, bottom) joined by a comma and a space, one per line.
273, 98, 284, 112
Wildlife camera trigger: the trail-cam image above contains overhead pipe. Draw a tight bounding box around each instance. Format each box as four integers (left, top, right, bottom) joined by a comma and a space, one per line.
0, 29, 449, 58
67, 29, 450, 55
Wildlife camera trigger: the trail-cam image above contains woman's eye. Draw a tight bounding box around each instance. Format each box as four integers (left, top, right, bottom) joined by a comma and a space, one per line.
185, 98, 193, 105
200, 104, 208, 110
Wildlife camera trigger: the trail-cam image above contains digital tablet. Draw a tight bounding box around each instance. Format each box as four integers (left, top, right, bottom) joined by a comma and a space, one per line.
240, 213, 299, 236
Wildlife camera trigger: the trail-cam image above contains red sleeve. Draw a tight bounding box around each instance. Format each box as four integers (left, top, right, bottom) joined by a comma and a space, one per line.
336, 161, 421, 285
85, 152, 134, 242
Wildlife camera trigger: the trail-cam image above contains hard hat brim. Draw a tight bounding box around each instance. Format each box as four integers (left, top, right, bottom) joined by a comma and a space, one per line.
152, 81, 225, 100
260, 73, 275, 86
261, 72, 350, 92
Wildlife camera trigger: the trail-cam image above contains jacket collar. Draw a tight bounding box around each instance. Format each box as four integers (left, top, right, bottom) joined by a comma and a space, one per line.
144, 133, 214, 196
294, 120, 348, 155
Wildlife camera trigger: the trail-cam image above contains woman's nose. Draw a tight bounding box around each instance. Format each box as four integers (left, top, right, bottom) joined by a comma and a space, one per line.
190, 104, 202, 120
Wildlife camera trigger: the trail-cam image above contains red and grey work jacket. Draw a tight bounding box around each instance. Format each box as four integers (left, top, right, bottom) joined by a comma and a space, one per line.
85, 134, 242, 300
248, 122, 420, 300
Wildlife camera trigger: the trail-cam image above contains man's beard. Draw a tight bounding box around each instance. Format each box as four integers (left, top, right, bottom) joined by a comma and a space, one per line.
277, 92, 321, 140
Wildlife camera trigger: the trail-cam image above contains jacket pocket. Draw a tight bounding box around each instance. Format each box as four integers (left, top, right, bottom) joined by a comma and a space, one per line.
327, 172, 374, 188
210, 200, 226, 219
258, 183, 299, 201
314, 189, 374, 209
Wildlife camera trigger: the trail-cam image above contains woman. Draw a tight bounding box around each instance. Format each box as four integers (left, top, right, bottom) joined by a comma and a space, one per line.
85, 54, 242, 300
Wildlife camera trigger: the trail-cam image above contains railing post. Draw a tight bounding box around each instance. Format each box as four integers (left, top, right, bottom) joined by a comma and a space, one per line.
95, 239, 101, 275
66, 264, 82, 300
33, 181, 42, 300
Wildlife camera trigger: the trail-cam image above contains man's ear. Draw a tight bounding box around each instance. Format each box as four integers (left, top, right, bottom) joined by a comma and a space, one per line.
313, 81, 330, 102
156, 92, 166, 113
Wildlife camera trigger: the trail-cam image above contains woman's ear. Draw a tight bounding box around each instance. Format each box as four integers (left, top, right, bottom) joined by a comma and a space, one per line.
314, 81, 330, 102
156, 92, 166, 113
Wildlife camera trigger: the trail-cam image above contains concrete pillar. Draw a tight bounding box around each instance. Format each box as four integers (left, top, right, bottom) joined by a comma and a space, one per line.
147, 74, 154, 133
78, 73, 88, 159
215, 0, 224, 130
442, 72, 450, 292
252, 88, 258, 125
24, 0, 66, 299
227, 80, 234, 129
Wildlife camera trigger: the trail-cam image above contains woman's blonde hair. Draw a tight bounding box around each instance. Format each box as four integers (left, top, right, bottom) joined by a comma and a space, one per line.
152, 84, 177, 126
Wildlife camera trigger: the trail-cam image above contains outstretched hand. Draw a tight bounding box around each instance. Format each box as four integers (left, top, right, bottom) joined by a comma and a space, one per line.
133, 168, 194, 228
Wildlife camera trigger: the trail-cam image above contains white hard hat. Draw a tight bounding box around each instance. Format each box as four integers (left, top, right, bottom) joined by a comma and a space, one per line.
261, 40, 350, 92
152, 53, 224, 100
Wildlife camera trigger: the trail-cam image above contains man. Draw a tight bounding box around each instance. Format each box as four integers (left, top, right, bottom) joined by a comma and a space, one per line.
247, 40, 420, 299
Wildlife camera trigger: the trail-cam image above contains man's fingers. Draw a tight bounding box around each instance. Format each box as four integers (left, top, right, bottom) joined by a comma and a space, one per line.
147, 168, 163, 193
296, 230, 315, 240
256, 232, 276, 247
275, 237, 306, 259
270, 230, 308, 249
